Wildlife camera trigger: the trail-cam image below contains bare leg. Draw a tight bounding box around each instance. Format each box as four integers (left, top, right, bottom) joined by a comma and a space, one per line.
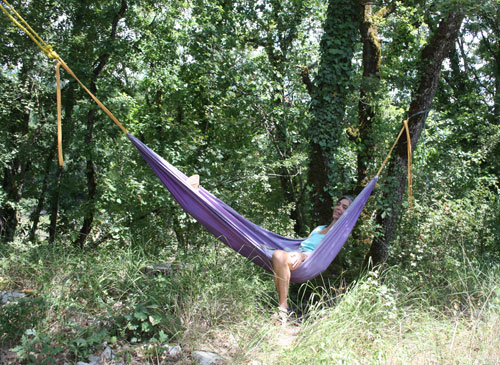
272, 250, 291, 309
272, 250, 307, 309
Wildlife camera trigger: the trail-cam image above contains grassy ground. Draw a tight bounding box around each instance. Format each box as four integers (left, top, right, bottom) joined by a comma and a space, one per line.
1, 239, 499, 364
277, 270, 500, 364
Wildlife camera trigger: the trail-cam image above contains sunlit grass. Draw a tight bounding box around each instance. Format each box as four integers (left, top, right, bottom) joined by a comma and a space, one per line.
263, 266, 500, 364
0, 239, 277, 362
1, 239, 499, 364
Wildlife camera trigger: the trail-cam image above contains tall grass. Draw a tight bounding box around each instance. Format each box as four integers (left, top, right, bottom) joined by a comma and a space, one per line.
1, 237, 499, 364
266, 264, 500, 364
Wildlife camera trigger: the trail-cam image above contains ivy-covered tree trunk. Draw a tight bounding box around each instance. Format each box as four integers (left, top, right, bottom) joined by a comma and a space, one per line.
308, 0, 361, 223
355, 4, 387, 187
367, 10, 464, 266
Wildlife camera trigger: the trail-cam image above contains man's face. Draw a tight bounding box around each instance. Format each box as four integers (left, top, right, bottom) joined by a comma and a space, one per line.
333, 198, 350, 221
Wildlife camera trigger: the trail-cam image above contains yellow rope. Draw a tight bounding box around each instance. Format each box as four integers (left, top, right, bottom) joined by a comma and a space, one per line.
1, 0, 128, 166
55, 57, 129, 135
376, 122, 406, 177
56, 62, 63, 166
375, 119, 413, 207
404, 119, 413, 206
0, 0, 58, 59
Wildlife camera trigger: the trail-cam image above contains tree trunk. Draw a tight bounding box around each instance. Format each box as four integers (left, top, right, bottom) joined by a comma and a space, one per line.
74, 108, 98, 248
246, 2, 310, 235
49, 165, 63, 243
29, 145, 56, 242
272, 117, 308, 235
279, 172, 307, 235
366, 10, 464, 266
48, 78, 76, 244
0, 160, 21, 242
73, 0, 128, 248
308, 0, 361, 224
494, 46, 500, 117
356, 4, 386, 188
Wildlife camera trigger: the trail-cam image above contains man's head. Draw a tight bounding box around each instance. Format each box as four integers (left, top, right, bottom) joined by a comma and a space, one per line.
332, 196, 353, 221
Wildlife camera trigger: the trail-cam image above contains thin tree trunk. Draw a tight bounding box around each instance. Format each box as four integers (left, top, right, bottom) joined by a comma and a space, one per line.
491, 42, 500, 118
272, 118, 308, 235
366, 10, 464, 266
356, 3, 385, 188
248, 2, 309, 235
0, 160, 21, 242
49, 165, 63, 243
29, 145, 56, 242
74, 108, 98, 248
279, 173, 307, 236
73, 0, 128, 248
48, 79, 76, 244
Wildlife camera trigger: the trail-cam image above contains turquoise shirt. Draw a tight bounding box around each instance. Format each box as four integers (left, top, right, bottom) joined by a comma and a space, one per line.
299, 225, 327, 252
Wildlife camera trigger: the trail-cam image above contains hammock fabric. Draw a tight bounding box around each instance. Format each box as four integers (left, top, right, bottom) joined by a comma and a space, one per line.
128, 134, 377, 283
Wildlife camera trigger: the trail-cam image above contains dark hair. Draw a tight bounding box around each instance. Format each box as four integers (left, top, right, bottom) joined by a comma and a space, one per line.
337, 195, 354, 204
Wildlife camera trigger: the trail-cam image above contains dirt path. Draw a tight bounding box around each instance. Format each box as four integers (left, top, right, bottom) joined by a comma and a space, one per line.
272, 325, 300, 348
249, 323, 301, 364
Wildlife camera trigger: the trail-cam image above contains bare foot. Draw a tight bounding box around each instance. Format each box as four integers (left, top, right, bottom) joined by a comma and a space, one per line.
187, 174, 200, 190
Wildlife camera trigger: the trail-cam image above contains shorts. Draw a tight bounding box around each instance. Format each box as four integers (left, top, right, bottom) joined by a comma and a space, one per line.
261, 245, 312, 257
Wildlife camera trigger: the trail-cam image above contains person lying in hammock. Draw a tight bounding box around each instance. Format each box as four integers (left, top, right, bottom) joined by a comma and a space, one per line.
271, 195, 352, 322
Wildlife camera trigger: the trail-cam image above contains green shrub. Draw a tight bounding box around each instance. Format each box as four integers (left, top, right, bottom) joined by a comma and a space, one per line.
0, 296, 46, 346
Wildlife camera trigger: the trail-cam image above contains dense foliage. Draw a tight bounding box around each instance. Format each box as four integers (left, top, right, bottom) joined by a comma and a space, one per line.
1, 0, 497, 253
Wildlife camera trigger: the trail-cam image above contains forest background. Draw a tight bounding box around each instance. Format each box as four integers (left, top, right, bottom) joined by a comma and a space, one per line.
0, 0, 499, 363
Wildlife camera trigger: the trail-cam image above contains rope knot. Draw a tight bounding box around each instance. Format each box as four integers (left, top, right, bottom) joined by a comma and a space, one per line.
43, 45, 58, 59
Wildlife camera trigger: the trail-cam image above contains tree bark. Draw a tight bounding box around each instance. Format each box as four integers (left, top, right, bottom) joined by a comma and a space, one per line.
356, 4, 386, 188
0, 159, 22, 242
48, 78, 76, 243
366, 10, 464, 266
29, 144, 56, 242
49, 165, 63, 243
74, 108, 98, 248
273, 124, 308, 235
308, 0, 361, 224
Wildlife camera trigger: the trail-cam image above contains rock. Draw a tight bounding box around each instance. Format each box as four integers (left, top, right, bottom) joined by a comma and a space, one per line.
88, 354, 101, 364
102, 346, 113, 360
76, 362, 90, 365
142, 262, 193, 275
168, 345, 182, 356
192, 350, 224, 365
0, 349, 18, 364
0, 291, 26, 304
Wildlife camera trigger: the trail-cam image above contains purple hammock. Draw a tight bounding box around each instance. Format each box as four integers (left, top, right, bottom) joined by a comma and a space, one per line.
128, 134, 377, 283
